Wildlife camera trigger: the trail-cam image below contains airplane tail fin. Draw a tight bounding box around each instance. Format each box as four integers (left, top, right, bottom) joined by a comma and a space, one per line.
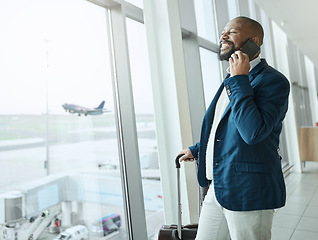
96, 101, 105, 109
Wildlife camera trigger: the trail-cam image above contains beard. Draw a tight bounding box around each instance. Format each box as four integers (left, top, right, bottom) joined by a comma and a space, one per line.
218, 40, 236, 61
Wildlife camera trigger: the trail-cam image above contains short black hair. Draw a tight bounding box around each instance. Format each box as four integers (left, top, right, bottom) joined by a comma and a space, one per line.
235, 16, 264, 45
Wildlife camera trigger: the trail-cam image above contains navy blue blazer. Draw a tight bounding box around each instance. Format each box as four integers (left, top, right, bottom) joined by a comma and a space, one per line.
189, 59, 290, 211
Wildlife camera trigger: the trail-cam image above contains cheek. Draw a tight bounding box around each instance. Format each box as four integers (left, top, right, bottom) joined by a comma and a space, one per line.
234, 41, 244, 50
230, 37, 240, 49
233, 43, 240, 51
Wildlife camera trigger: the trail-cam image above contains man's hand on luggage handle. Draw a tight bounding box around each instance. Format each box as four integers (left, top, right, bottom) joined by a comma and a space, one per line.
179, 148, 195, 162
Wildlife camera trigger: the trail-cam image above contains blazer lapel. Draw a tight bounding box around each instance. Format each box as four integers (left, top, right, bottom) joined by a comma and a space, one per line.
249, 59, 268, 83
200, 82, 224, 143
197, 82, 224, 187
205, 83, 224, 125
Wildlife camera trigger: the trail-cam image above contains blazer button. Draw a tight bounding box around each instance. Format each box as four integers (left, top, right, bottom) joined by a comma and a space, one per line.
225, 85, 231, 96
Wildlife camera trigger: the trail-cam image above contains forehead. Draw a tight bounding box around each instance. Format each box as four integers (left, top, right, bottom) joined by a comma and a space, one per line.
224, 19, 247, 32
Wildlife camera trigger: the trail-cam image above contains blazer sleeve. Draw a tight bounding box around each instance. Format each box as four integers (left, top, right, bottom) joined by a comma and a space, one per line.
189, 142, 200, 158
223, 71, 290, 145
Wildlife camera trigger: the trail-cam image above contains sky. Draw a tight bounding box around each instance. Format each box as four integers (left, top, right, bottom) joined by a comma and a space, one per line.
0, 0, 154, 115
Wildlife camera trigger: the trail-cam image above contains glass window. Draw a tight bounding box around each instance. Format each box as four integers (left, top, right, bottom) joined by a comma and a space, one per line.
0, 0, 128, 239
279, 127, 289, 170
304, 56, 318, 126
227, 0, 238, 20
199, 48, 222, 108
194, 0, 217, 43
316, 68, 318, 94
248, 0, 256, 18
259, 9, 275, 66
271, 21, 290, 78
126, 18, 163, 239
270, 22, 294, 171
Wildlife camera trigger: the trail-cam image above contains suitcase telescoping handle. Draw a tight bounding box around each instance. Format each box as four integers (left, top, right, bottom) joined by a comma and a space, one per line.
175, 154, 182, 168
175, 154, 184, 240
175, 154, 196, 239
175, 154, 193, 168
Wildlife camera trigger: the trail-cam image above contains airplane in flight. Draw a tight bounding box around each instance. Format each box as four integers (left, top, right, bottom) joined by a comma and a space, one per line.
62, 101, 109, 116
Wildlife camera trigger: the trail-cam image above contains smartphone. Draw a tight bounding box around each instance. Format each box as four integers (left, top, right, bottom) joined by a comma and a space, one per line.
240, 38, 260, 61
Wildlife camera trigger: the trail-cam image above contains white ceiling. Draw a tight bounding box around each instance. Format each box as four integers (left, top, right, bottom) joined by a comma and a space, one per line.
253, 0, 318, 69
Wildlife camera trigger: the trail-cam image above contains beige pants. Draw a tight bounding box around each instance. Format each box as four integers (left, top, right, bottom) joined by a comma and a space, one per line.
195, 184, 274, 240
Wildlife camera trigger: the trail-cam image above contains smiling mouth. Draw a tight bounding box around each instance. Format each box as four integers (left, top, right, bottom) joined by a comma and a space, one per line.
220, 41, 234, 51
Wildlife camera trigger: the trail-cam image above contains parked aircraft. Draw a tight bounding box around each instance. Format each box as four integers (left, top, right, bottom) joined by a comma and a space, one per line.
62, 101, 109, 116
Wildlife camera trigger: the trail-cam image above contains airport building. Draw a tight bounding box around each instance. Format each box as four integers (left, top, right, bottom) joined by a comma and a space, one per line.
0, 0, 317, 239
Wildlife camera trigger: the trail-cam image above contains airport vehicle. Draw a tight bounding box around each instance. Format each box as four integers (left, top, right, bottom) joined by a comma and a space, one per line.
53, 225, 88, 240
62, 101, 108, 116
90, 213, 121, 236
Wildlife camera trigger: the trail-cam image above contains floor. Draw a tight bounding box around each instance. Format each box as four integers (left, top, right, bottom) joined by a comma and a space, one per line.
272, 162, 318, 240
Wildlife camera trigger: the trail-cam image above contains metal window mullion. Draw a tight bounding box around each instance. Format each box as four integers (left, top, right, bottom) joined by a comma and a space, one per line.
105, 8, 133, 239
86, 0, 144, 24
197, 36, 218, 52
124, 1, 144, 23
106, 4, 147, 240
86, 0, 119, 8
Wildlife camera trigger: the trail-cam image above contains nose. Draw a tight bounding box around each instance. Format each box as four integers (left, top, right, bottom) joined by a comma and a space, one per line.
219, 33, 228, 44
221, 31, 229, 40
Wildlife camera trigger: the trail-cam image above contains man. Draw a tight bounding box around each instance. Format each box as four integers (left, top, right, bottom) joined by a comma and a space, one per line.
179, 16, 290, 240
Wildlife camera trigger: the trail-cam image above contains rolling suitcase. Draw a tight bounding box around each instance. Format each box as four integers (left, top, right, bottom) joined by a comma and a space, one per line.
158, 154, 198, 240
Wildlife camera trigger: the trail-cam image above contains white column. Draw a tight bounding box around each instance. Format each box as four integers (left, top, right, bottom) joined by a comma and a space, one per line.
143, 0, 195, 224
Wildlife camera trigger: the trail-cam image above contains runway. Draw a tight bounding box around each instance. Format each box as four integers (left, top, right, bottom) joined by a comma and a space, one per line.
0, 114, 163, 239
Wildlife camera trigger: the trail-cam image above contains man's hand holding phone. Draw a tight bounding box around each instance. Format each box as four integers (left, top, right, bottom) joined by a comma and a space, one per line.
229, 38, 260, 77
229, 50, 250, 77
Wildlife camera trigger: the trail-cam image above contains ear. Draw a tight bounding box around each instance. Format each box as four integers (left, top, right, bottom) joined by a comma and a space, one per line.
252, 36, 260, 46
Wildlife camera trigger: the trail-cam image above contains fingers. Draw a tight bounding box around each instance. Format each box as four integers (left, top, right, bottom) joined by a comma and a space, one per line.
236, 50, 245, 59
178, 148, 194, 162
229, 50, 250, 77
231, 53, 238, 60
229, 52, 239, 64
182, 157, 194, 162
230, 51, 247, 61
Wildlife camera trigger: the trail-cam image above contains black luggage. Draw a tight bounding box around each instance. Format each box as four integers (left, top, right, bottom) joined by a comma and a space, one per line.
158, 154, 198, 240
158, 224, 197, 240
